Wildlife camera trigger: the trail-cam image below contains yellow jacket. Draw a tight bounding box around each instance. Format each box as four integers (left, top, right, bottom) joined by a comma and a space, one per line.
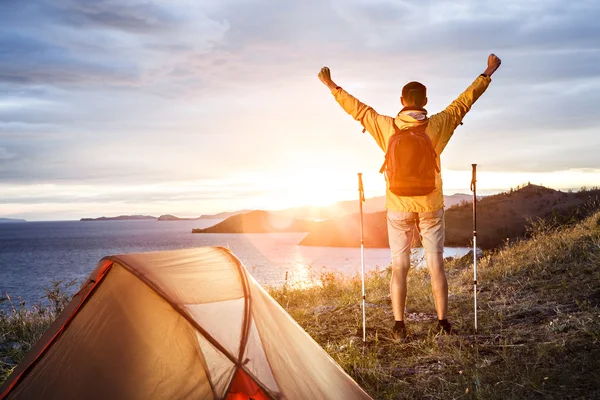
332, 75, 492, 212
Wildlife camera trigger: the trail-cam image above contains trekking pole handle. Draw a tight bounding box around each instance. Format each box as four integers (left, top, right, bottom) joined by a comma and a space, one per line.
358, 173, 365, 201
470, 164, 477, 192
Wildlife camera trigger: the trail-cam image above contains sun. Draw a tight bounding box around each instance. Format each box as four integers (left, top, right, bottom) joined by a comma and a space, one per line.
271, 166, 352, 209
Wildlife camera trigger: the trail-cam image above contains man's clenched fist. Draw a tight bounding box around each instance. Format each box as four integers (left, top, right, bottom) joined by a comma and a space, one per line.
318, 66, 338, 91
484, 54, 502, 77
318, 66, 332, 83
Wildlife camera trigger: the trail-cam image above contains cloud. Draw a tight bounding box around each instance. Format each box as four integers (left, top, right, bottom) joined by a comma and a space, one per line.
1, 0, 600, 219
3, 0, 598, 94
0, 179, 270, 205
0, 0, 228, 87
0, 147, 15, 160
45, 0, 180, 33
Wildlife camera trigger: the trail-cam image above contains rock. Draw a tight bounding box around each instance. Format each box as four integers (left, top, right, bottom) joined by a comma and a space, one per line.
458, 249, 484, 264
406, 312, 436, 322
0, 356, 16, 366
348, 336, 360, 345
0, 341, 21, 352
312, 305, 335, 314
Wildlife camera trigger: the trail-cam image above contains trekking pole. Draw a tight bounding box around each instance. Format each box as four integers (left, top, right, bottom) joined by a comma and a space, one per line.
470, 164, 478, 334
358, 173, 366, 343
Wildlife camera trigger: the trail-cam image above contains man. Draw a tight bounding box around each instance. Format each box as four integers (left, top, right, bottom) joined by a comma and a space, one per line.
318, 54, 501, 339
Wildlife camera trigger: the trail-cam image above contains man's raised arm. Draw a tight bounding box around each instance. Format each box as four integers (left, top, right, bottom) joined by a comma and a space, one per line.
318, 67, 392, 151
436, 54, 502, 132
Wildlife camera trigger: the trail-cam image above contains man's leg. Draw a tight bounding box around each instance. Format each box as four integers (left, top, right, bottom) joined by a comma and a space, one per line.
425, 252, 448, 320
387, 211, 416, 324
390, 252, 411, 321
418, 208, 453, 331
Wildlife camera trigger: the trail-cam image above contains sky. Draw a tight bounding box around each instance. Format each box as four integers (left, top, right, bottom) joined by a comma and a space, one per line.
1, 0, 599, 221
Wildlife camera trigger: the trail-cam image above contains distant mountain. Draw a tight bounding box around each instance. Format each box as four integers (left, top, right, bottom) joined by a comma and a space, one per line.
299, 184, 600, 249
192, 210, 318, 233
190, 194, 477, 235
157, 214, 199, 221
75, 194, 472, 225
297, 212, 390, 248
444, 193, 474, 208
271, 197, 386, 220
198, 210, 252, 219
271, 194, 473, 220
0, 218, 26, 223
80, 215, 156, 221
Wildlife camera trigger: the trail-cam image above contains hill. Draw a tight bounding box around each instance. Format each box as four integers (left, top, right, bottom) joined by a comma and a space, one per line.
271, 196, 386, 220
297, 212, 390, 248
444, 184, 600, 248
157, 214, 199, 221
198, 210, 252, 219
0, 218, 26, 223
300, 184, 600, 249
192, 210, 318, 233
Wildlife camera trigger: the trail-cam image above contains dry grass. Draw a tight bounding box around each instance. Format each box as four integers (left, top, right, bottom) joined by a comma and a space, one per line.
0, 280, 76, 383
270, 211, 600, 399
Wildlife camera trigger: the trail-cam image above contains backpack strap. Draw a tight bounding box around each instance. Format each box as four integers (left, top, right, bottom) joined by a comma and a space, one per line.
417, 126, 441, 173
404, 122, 441, 173
379, 153, 389, 174
379, 122, 401, 173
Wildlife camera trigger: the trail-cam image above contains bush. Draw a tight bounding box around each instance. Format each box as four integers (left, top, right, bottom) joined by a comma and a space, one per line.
1, 280, 78, 383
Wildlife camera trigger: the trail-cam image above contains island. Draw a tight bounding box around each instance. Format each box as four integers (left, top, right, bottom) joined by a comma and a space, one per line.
80, 215, 157, 221
0, 218, 27, 223
198, 210, 252, 219
157, 214, 199, 221
190, 194, 472, 234
192, 210, 318, 233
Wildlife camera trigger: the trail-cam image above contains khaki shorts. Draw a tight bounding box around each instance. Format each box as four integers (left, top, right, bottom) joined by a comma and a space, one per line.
387, 208, 445, 256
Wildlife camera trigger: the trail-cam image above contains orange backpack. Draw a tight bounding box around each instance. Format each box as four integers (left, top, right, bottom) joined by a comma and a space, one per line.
379, 122, 440, 196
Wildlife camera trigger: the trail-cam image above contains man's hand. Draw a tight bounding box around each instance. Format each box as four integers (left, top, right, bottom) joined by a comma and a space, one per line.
318, 66, 338, 91
483, 54, 501, 77
318, 66, 331, 83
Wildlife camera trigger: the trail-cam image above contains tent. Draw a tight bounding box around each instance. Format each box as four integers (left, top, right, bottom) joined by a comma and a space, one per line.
0, 247, 372, 400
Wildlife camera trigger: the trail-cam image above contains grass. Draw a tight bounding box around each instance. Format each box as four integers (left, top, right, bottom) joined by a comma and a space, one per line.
269, 211, 600, 399
2, 212, 599, 398
0, 280, 76, 383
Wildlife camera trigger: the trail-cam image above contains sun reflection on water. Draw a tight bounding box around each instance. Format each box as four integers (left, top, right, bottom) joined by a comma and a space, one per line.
285, 248, 316, 289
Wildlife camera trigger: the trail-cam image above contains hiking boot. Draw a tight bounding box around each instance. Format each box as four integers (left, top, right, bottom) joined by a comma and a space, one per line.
392, 321, 407, 342
437, 319, 457, 335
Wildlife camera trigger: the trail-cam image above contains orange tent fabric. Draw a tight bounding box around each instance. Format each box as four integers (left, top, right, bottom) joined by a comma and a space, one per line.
226, 369, 270, 400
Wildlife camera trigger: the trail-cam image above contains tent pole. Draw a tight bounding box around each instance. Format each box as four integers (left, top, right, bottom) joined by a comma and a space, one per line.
470, 164, 478, 334
358, 173, 366, 343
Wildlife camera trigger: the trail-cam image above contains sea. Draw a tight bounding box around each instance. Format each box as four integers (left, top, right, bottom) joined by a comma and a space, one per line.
0, 219, 470, 308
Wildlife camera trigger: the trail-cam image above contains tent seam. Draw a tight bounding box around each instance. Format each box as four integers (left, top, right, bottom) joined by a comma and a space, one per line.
216, 247, 277, 400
